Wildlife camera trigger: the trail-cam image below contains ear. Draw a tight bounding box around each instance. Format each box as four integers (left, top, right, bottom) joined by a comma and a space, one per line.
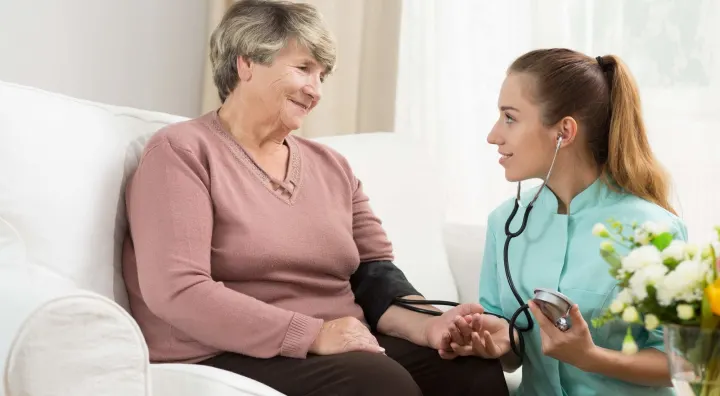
556, 116, 578, 147
236, 56, 253, 82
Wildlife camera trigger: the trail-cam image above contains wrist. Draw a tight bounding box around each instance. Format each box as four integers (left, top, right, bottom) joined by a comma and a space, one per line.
576, 345, 604, 372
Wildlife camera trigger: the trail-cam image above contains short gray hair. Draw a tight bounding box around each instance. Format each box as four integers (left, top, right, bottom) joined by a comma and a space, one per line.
209, 0, 337, 103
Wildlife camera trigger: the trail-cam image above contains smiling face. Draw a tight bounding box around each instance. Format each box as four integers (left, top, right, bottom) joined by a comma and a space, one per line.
239, 40, 326, 131
487, 73, 563, 182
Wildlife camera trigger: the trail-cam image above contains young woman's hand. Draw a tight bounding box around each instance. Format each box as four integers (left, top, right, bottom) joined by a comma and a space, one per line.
437, 313, 511, 360
528, 300, 596, 367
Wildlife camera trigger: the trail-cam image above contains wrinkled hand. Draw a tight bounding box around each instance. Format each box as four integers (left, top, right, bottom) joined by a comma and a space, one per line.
420, 303, 485, 355
309, 317, 385, 355
438, 313, 512, 360
528, 300, 595, 366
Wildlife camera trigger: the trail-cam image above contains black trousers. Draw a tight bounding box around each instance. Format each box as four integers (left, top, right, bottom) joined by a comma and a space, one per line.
199, 334, 509, 396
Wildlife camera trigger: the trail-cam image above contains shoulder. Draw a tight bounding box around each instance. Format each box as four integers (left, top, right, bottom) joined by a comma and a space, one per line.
610, 193, 688, 240
291, 135, 357, 182
143, 114, 216, 156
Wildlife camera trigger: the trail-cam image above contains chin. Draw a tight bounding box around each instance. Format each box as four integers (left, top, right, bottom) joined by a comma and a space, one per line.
504, 169, 533, 183
282, 115, 306, 131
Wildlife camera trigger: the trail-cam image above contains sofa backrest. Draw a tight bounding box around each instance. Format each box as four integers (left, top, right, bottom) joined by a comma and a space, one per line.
0, 80, 459, 312
0, 80, 187, 309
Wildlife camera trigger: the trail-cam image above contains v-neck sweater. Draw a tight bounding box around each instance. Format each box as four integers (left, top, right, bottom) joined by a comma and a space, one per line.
122, 111, 394, 363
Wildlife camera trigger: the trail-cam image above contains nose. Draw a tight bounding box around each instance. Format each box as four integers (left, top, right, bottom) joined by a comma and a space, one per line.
303, 76, 322, 102
487, 121, 503, 145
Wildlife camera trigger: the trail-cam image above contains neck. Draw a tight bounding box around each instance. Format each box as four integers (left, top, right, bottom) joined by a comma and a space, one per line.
217, 93, 290, 153
546, 154, 602, 214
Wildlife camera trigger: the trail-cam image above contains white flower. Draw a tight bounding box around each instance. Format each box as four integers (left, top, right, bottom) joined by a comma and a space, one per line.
622, 306, 640, 323
621, 245, 663, 273
593, 223, 610, 238
644, 314, 660, 330
628, 264, 668, 300
656, 259, 709, 306
622, 336, 639, 355
662, 240, 687, 262
600, 241, 615, 252
643, 221, 669, 235
684, 243, 699, 259
615, 289, 633, 305
610, 299, 625, 314
634, 228, 651, 245
677, 304, 695, 320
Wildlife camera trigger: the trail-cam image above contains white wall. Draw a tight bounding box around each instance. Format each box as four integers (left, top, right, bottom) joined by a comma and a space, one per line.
0, 0, 208, 117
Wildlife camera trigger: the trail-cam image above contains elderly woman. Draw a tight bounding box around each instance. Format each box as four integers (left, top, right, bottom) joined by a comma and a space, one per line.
122, 0, 507, 395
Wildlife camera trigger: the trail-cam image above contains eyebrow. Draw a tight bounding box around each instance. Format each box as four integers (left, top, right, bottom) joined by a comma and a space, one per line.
500, 106, 520, 112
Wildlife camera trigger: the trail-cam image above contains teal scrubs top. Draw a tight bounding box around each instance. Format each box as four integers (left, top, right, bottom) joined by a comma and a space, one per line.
480, 178, 687, 396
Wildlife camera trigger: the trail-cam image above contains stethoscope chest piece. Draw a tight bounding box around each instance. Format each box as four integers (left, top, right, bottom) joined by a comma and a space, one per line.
532, 288, 574, 331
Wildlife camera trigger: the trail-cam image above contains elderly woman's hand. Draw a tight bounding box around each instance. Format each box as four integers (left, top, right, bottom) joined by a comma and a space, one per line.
309, 317, 386, 355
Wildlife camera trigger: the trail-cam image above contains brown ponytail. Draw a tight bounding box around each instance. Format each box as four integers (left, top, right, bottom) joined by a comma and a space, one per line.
599, 55, 676, 214
509, 49, 676, 214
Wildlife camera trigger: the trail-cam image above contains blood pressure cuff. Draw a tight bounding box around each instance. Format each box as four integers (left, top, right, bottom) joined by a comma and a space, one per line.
350, 260, 422, 332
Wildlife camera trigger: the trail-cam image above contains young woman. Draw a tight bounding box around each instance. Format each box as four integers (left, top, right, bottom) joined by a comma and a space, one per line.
439, 48, 686, 395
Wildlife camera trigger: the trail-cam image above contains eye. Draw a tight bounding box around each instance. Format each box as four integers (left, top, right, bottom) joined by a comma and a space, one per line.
503, 112, 516, 124
296, 65, 308, 71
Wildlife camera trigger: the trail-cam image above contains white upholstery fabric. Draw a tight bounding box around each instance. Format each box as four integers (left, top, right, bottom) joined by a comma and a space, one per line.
0, 266, 150, 396
0, 80, 187, 311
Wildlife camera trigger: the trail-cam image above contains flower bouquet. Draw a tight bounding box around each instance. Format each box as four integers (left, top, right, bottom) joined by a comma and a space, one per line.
591, 220, 720, 395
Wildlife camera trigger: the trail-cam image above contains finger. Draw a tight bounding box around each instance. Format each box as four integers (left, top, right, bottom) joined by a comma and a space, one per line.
346, 339, 386, 354
470, 332, 490, 358
471, 313, 484, 332
482, 330, 501, 358
455, 316, 473, 344
449, 322, 465, 345
455, 303, 485, 317
438, 348, 458, 360
450, 342, 475, 357
439, 332, 453, 352
569, 304, 586, 330
528, 300, 555, 333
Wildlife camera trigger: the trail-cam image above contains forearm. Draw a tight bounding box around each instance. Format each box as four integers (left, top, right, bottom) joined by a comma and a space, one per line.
142, 275, 323, 359
578, 347, 671, 387
376, 295, 438, 347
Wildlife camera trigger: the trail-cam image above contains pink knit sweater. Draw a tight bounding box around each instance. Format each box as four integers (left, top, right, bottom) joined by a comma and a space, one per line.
122, 111, 394, 363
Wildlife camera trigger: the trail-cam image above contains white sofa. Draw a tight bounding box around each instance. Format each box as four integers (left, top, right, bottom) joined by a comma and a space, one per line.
0, 80, 521, 395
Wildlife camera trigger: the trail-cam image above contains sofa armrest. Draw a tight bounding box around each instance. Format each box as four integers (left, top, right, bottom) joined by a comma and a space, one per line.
151, 364, 286, 396
0, 265, 151, 396
443, 222, 486, 303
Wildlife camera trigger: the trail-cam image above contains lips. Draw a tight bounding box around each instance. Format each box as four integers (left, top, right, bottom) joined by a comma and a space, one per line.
499, 152, 513, 165
289, 99, 309, 111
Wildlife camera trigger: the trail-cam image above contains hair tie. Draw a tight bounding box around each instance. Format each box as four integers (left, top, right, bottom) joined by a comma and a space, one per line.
596, 56, 606, 70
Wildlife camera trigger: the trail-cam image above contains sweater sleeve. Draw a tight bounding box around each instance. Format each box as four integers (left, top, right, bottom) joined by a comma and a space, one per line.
126, 137, 323, 359
350, 177, 394, 262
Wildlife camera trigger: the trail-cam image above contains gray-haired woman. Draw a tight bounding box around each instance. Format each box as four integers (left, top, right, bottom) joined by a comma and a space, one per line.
121, 1, 508, 395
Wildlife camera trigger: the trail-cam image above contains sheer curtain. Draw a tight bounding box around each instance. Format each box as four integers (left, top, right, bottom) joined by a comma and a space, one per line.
395, 0, 720, 241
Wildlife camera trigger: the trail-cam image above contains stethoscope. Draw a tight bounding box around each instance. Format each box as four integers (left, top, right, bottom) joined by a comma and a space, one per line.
394, 135, 574, 362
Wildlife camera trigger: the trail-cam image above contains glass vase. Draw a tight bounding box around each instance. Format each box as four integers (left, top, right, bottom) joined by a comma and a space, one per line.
665, 324, 720, 395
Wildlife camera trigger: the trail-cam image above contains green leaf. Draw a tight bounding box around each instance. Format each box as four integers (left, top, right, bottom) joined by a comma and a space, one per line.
651, 232, 674, 251
663, 257, 681, 271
